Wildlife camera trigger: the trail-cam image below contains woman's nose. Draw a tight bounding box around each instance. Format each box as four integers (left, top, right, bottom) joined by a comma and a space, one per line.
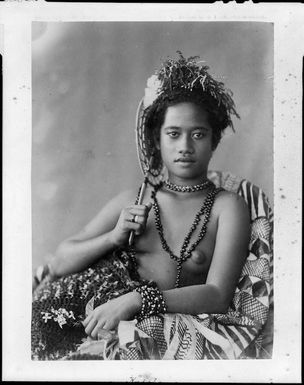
178, 135, 194, 154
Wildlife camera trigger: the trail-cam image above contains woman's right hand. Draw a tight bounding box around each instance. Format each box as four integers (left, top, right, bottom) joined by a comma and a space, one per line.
110, 202, 152, 247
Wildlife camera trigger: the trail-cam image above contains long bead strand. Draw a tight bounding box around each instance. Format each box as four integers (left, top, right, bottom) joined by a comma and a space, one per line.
152, 185, 223, 287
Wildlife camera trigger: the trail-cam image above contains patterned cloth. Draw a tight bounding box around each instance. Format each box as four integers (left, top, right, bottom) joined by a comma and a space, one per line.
31, 251, 145, 360
32, 171, 273, 360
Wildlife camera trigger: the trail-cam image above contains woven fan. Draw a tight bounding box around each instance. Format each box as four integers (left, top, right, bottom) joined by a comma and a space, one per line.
128, 99, 165, 246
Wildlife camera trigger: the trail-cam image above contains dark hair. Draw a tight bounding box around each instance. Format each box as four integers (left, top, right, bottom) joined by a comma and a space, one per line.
146, 89, 230, 148
138, 52, 239, 176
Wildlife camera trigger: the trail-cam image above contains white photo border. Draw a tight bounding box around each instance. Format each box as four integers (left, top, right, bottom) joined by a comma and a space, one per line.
1, 2, 302, 383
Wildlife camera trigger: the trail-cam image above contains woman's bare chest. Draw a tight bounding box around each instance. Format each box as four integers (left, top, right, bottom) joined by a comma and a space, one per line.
134, 192, 219, 288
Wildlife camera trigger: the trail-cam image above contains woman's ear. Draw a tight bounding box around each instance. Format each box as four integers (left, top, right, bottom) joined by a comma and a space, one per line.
153, 131, 160, 150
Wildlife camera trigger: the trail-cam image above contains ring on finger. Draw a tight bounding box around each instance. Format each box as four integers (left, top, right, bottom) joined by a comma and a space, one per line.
133, 215, 139, 223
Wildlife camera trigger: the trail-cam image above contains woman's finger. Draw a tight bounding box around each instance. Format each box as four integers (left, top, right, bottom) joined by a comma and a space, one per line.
127, 213, 145, 225
97, 328, 115, 340
91, 321, 106, 339
126, 221, 142, 232
82, 313, 93, 327
129, 206, 149, 216
103, 319, 116, 331
84, 318, 98, 336
145, 202, 152, 211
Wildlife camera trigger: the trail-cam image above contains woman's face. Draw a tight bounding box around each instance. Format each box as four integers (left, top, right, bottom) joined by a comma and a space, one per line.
159, 102, 213, 184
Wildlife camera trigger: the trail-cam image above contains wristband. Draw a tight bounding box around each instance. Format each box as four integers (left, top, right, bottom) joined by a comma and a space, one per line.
134, 281, 167, 322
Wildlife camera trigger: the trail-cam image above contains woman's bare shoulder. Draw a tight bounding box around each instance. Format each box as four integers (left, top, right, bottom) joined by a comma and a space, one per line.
214, 189, 249, 217
78, 188, 141, 236
213, 189, 250, 245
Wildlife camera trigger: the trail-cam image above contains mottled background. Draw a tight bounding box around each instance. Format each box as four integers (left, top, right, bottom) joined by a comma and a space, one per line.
32, 22, 273, 269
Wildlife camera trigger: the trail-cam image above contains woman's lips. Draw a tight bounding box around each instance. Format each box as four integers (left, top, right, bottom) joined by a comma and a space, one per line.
174, 158, 195, 163
174, 158, 196, 167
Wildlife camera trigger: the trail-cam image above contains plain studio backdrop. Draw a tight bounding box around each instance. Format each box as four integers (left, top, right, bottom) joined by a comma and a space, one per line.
32, 21, 273, 269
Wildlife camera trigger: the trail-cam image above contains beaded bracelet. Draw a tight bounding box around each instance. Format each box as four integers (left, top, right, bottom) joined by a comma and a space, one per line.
134, 282, 167, 322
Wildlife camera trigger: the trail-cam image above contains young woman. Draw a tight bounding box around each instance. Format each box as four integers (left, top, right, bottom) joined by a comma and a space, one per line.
32, 53, 270, 360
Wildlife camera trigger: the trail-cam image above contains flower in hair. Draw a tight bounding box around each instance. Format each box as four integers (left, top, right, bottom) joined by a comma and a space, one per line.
142, 51, 239, 128
143, 74, 163, 108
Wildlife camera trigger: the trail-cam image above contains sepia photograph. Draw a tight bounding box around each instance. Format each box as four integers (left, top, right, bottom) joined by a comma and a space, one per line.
2, 3, 302, 383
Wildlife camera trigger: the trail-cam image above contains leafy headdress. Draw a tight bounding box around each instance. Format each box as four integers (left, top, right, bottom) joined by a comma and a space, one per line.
135, 51, 240, 186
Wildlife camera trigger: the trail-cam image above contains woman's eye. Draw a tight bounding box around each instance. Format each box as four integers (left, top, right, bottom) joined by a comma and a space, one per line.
193, 132, 204, 139
168, 131, 179, 138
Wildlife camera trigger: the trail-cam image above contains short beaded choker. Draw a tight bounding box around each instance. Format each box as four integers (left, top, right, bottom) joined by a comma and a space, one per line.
164, 179, 213, 193
151, 183, 223, 288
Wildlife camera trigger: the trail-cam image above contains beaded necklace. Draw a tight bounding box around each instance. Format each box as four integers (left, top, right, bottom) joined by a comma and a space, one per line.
151, 183, 222, 288
164, 179, 213, 193
127, 182, 223, 288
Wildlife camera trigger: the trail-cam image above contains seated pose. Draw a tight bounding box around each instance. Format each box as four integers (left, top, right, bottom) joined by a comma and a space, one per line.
32, 52, 272, 360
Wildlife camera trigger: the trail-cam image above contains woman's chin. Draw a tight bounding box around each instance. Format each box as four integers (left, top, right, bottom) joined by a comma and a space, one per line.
168, 172, 207, 184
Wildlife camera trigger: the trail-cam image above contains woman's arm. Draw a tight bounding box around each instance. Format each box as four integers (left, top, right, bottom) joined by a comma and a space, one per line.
49, 189, 151, 278
83, 192, 250, 338
164, 192, 250, 314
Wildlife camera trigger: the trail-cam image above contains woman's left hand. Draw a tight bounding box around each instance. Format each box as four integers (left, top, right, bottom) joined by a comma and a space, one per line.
82, 291, 141, 339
